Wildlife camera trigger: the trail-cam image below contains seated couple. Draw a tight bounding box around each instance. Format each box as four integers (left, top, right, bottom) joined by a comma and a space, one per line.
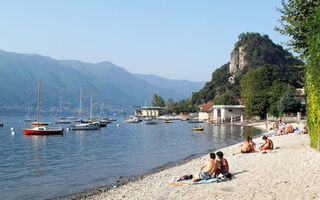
234, 136, 273, 154
192, 151, 229, 182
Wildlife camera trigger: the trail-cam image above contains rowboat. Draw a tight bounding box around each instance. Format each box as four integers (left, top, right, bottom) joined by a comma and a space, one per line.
193, 127, 204, 131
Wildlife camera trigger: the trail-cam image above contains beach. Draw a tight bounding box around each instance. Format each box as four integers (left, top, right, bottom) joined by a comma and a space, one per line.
85, 121, 320, 200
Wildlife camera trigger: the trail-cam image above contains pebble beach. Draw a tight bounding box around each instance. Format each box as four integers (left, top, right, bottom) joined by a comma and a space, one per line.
84, 122, 320, 200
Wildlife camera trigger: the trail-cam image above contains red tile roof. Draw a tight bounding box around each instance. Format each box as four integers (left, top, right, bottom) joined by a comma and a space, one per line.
199, 103, 213, 112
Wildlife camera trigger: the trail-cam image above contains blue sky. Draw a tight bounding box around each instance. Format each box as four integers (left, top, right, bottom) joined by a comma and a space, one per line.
0, 0, 289, 81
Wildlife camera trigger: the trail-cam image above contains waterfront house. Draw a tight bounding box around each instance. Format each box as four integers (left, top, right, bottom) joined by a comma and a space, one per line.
212, 105, 245, 123
199, 103, 213, 122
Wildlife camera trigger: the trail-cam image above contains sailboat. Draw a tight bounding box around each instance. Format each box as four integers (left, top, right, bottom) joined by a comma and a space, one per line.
70, 90, 100, 130
24, 102, 36, 122
56, 97, 71, 124
23, 81, 64, 135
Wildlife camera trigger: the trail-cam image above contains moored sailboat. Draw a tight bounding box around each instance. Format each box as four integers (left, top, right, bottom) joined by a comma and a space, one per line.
56, 97, 71, 124
23, 81, 64, 135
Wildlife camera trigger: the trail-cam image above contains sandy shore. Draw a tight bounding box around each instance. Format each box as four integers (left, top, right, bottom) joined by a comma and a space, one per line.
84, 122, 320, 200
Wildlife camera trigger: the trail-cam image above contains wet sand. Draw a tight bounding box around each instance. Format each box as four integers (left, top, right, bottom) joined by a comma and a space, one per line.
82, 122, 320, 200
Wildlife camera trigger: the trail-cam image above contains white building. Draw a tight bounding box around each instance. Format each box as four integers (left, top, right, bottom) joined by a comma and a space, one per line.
212, 105, 245, 123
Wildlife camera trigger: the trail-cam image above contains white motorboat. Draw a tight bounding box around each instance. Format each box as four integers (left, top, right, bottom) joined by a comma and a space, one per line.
70, 123, 100, 130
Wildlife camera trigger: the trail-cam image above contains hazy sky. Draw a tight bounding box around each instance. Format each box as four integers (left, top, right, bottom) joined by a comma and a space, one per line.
0, 0, 289, 81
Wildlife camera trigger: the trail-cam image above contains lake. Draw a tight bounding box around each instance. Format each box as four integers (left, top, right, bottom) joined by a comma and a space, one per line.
0, 115, 261, 199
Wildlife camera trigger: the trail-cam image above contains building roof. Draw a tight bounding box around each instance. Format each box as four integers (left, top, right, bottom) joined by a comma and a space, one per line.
212, 105, 244, 109
199, 103, 213, 112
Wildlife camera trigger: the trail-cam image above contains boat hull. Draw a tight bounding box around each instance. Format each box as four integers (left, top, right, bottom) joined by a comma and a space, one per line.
55, 121, 71, 124
31, 122, 49, 126
70, 125, 100, 130
193, 128, 204, 131
23, 128, 64, 135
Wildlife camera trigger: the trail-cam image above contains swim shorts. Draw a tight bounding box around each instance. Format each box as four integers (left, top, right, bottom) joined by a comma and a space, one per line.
199, 170, 212, 180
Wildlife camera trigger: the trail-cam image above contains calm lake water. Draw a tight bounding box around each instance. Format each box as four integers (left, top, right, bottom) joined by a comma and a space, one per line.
0, 115, 261, 200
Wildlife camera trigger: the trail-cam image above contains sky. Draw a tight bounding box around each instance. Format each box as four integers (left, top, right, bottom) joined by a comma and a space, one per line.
0, 0, 290, 81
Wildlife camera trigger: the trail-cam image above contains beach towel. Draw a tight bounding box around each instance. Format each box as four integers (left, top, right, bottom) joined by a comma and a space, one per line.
169, 178, 221, 185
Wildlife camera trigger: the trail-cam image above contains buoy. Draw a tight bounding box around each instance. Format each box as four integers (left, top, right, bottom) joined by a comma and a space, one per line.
11, 127, 16, 135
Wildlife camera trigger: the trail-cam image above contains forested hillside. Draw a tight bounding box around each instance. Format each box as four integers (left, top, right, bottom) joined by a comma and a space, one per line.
169, 32, 304, 117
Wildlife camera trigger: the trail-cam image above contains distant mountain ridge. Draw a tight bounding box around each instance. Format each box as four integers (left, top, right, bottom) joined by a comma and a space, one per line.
133, 74, 205, 99
0, 50, 204, 114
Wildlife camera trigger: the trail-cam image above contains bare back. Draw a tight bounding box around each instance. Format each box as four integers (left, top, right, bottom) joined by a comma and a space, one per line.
241, 141, 251, 152
205, 159, 218, 175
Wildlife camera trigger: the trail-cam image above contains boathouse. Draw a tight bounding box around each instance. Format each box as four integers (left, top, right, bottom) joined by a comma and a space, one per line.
212, 105, 245, 123
198, 103, 213, 122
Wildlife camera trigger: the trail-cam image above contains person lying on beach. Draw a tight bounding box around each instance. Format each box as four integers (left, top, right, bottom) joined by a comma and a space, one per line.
192, 153, 218, 183
260, 136, 273, 150
214, 151, 229, 177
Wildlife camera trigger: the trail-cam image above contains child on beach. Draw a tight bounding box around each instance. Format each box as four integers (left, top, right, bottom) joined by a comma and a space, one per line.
192, 153, 218, 183
260, 136, 273, 150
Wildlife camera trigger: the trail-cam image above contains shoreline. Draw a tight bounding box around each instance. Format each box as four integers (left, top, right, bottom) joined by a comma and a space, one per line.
67, 122, 266, 199
82, 120, 320, 200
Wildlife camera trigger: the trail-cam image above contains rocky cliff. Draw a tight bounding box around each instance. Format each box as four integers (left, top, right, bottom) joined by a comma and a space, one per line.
229, 45, 247, 74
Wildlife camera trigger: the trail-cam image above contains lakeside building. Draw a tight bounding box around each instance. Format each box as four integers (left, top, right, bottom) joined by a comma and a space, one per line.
211, 105, 245, 123
198, 103, 213, 122
135, 106, 165, 118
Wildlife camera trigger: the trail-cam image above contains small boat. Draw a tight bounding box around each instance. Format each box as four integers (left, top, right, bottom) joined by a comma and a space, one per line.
70, 123, 100, 130
124, 117, 141, 123
0, 122, 3, 127
70, 90, 100, 130
56, 120, 71, 124
23, 126, 63, 135
24, 102, 36, 122
108, 118, 117, 121
23, 80, 64, 136
56, 98, 71, 124
193, 127, 204, 131
164, 119, 173, 123
143, 118, 158, 125
98, 120, 110, 127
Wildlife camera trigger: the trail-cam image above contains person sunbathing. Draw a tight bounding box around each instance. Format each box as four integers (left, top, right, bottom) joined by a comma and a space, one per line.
260, 136, 273, 150
214, 151, 229, 177
233, 136, 254, 155
192, 153, 218, 182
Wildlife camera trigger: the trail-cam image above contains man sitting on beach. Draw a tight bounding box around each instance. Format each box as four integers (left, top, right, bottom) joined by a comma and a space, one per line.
233, 136, 253, 155
215, 151, 229, 177
192, 153, 218, 182
260, 136, 273, 150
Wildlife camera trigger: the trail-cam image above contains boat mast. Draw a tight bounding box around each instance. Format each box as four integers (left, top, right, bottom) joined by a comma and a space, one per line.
90, 90, 94, 122
59, 97, 62, 119
79, 86, 82, 120
37, 80, 40, 126
27, 102, 30, 119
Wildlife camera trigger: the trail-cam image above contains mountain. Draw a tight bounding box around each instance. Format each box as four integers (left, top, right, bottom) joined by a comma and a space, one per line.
133, 74, 205, 99
0, 50, 203, 114
189, 32, 304, 107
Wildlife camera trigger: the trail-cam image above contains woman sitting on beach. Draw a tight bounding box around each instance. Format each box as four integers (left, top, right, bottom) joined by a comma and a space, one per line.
214, 151, 229, 177
260, 136, 273, 150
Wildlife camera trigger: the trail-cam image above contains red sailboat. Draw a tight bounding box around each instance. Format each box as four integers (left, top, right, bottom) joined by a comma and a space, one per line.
23, 80, 63, 135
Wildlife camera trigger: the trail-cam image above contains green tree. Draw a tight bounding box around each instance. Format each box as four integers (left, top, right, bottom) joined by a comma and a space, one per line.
152, 94, 165, 107
278, 86, 302, 113
240, 66, 278, 118
213, 94, 238, 105
268, 82, 288, 117
276, 0, 320, 149
275, 0, 320, 56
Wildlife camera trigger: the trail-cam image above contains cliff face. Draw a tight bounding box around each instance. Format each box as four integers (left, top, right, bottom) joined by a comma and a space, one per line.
229, 45, 247, 74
